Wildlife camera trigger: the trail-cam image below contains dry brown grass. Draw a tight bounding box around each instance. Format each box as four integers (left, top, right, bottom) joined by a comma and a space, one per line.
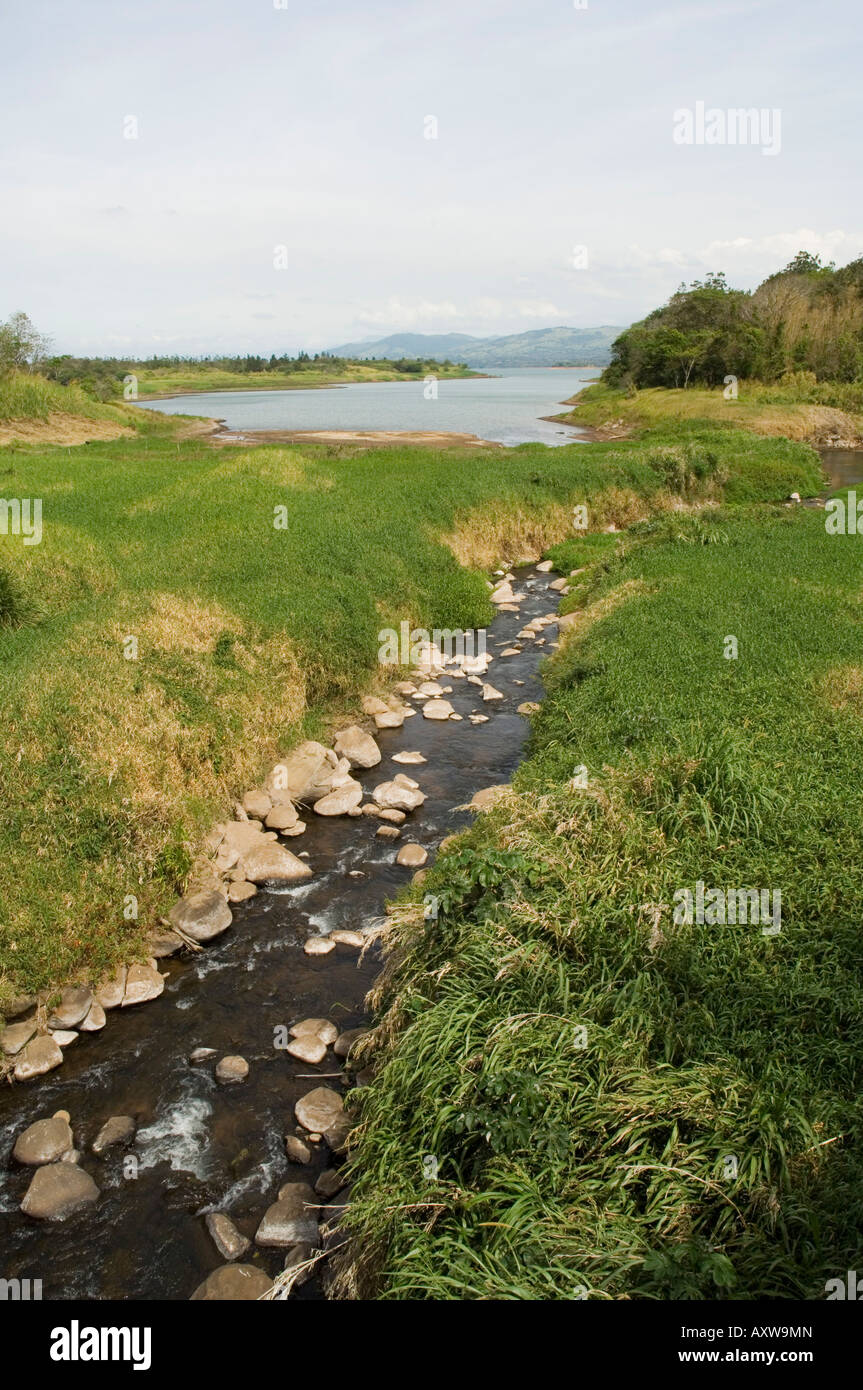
821, 664, 863, 714
441, 489, 671, 569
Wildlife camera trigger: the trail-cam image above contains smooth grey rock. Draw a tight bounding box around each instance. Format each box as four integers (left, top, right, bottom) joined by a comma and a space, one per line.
422, 698, 455, 720
95, 967, 126, 1010
371, 780, 425, 813
256, 1183, 319, 1248
333, 725, 381, 770
215, 1055, 249, 1084
205, 1211, 250, 1261
396, 842, 427, 867
313, 778, 363, 816
78, 1002, 107, 1032
14, 1035, 63, 1082
169, 890, 232, 943
92, 1115, 136, 1156
190, 1264, 272, 1300
295, 1088, 350, 1151
241, 843, 313, 884
242, 789, 272, 819
286, 1035, 327, 1064
265, 741, 336, 805
13, 1116, 73, 1166
315, 1168, 345, 1199
334, 1028, 369, 1060
282, 1241, 316, 1286
47, 986, 93, 1030
290, 1018, 338, 1045
20, 1162, 98, 1220
285, 1135, 312, 1165
121, 964, 164, 1007
303, 936, 335, 956
2, 1018, 37, 1055
227, 880, 257, 903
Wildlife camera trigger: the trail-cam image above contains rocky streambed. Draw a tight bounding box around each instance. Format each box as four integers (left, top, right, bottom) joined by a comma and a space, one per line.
0, 564, 565, 1301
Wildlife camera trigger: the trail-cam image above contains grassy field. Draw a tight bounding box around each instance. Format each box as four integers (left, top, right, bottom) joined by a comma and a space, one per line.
560, 381, 863, 445
340, 496, 863, 1300
0, 413, 822, 1010
126, 361, 477, 399
0, 373, 140, 426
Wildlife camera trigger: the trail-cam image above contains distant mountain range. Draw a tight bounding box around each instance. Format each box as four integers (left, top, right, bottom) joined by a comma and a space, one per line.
327, 326, 622, 368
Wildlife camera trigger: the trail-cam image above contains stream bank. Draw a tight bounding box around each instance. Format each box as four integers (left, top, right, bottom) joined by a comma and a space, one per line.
0, 565, 561, 1301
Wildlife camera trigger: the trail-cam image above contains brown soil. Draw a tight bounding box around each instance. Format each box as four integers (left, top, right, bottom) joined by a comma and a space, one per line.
0, 413, 134, 447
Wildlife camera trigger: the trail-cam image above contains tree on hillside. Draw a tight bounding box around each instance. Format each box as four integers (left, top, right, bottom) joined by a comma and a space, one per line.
0, 312, 52, 374
606, 275, 761, 388
606, 253, 863, 389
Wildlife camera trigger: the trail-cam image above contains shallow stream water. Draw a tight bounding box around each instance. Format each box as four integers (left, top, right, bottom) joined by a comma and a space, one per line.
0, 567, 560, 1301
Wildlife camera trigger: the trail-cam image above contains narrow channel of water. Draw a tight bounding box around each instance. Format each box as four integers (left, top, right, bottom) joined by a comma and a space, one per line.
819, 447, 863, 491
0, 568, 560, 1300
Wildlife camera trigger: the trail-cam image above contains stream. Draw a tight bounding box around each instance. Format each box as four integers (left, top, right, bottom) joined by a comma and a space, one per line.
0, 566, 559, 1301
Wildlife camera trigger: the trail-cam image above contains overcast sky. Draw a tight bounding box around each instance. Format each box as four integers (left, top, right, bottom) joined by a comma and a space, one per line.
1, 0, 860, 355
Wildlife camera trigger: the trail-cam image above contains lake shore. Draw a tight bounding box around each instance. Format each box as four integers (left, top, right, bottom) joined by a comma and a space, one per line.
213, 426, 501, 449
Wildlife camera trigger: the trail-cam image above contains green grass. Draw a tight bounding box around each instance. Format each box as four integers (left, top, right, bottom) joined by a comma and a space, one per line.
0, 422, 819, 1007
129, 361, 477, 399
560, 381, 863, 444
340, 501, 863, 1301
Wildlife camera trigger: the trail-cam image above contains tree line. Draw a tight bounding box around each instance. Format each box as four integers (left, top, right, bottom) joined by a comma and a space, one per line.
0, 318, 462, 401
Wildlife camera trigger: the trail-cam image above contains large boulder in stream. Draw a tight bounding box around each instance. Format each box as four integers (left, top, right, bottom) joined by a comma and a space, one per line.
13, 1116, 74, 1166
255, 1182, 319, 1248
14, 1035, 64, 1082
333, 725, 381, 770
241, 843, 313, 884
265, 741, 338, 806
294, 1087, 351, 1153
313, 777, 363, 816
20, 1162, 99, 1220
169, 889, 233, 943
371, 779, 426, 813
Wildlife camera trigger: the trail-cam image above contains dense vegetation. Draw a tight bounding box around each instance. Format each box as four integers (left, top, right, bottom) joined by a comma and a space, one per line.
342, 499, 863, 1300
606, 252, 863, 394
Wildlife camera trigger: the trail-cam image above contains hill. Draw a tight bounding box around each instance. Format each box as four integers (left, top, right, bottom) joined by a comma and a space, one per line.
328, 326, 622, 368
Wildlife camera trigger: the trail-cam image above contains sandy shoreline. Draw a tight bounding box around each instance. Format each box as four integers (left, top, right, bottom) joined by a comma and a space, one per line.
213, 426, 500, 449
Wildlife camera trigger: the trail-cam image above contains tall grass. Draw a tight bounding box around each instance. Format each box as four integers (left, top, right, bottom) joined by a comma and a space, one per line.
340, 505, 863, 1300
0, 371, 132, 424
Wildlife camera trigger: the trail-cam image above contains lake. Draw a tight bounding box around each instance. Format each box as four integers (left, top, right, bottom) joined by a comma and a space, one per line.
135, 367, 601, 446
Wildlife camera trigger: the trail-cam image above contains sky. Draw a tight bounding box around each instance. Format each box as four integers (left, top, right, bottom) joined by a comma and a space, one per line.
1, 0, 860, 356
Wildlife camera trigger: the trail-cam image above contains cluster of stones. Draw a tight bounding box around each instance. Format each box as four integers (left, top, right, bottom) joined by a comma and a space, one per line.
2, 968, 166, 1085
11, 1109, 136, 1221
190, 1019, 368, 1300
